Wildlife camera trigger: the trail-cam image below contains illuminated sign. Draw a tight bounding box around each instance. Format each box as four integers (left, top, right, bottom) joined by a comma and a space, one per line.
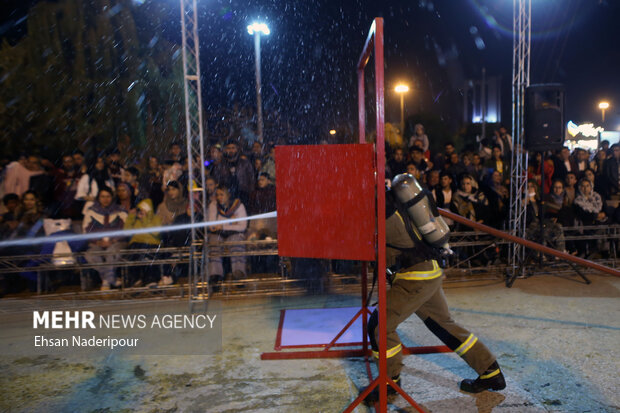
566, 121, 603, 138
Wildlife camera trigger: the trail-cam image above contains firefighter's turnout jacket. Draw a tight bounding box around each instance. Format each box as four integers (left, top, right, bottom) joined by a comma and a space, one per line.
368, 194, 498, 379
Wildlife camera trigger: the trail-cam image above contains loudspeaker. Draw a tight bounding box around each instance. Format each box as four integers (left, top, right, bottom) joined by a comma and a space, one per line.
524, 84, 565, 151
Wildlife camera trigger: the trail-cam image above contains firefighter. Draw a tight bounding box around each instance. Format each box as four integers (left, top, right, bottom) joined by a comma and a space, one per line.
362, 174, 505, 404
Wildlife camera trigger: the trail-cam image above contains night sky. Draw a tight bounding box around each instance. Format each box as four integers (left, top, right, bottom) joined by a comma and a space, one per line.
1, 0, 619, 140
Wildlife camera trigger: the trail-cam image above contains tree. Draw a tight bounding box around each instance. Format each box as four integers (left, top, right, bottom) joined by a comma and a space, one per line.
0, 0, 184, 159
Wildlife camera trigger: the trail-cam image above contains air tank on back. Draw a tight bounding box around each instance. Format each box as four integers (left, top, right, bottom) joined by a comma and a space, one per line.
391, 173, 451, 251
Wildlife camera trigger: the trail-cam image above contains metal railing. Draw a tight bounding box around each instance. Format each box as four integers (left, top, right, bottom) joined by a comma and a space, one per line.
1, 224, 618, 297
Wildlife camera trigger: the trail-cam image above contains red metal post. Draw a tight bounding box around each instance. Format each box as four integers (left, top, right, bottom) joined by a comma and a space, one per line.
374, 18, 388, 413
358, 24, 369, 363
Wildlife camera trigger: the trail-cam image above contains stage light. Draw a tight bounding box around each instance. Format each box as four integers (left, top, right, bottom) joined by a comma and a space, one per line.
394, 84, 409, 93
247, 22, 270, 35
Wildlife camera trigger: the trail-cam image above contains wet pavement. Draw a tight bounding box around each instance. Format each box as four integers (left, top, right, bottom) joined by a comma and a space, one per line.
0, 271, 618, 412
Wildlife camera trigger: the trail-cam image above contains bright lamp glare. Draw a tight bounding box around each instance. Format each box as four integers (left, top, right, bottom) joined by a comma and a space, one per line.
329, 129, 336, 135
395, 84, 409, 93
247, 22, 270, 35
599, 102, 610, 110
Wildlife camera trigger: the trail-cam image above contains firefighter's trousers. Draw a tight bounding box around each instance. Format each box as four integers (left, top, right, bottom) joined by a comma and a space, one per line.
369, 265, 497, 378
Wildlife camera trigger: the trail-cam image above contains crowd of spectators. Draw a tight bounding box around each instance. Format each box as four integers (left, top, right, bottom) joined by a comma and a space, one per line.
387, 126, 620, 264
0, 139, 277, 292
1, 125, 620, 293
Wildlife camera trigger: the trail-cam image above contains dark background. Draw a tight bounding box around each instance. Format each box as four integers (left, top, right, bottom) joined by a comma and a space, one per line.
1, 0, 618, 145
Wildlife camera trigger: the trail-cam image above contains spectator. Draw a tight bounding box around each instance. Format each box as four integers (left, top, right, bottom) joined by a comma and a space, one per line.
253, 157, 263, 179
249, 141, 264, 165
524, 180, 566, 253
27, 157, 55, 209
82, 187, 128, 290
261, 144, 276, 183
386, 147, 407, 179
451, 174, 491, 265
411, 138, 431, 161
211, 139, 256, 205
4, 190, 45, 240
161, 160, 184, 190
432, 142, 455, 172
583, 168, 605, 197
142, 156, 164, 208
201, 176, 215, 206
572, 148, 589, 179
116, 182, 136, 213
545, 179, 577, 254
446, 152, 466, 182
564, 172, 578, 205
589, 150, 607, 176
247, 173, 278, 274
121, 166, 146, 202
481, 170, 509, 229
409, 147, 429, 173
600, 140, 610, 156
528, 152, 554, 194
124, 199, 162, 287
462, 153, 476, 177
451, 174, 488, 225
493, 126, 512, 158
156, 180, 191, 286
50, 154, 83, 219
573, 178, 607, 258
106, 149, 123, 184
574, 178, 606, 224
601, 143, 620, 200
471, 153, 485, 182
72, 150, 87, 175
75, 157, 116, 216
167, 141, 185, 163
207, 183, 248, 291
0, 193, 20, 226
552, 147, 578, 182
206, 144, 223, 176
156, 181, 188, 226
484, 145, 509, 185
91, 156, 116, 191
2, 155, 43, 197
425, 170, 440, 190
432, 171, 454, 228
408, 123, 430, 153
405, 163, 421, 181
247, 173, 277, 216
478, 138, 493, 163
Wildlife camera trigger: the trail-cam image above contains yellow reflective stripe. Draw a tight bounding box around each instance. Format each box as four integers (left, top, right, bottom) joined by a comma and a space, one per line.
395, 260, 443, 280
454, 333, 478, 356
372, 343, 403, 359
480, 368, 501, 380
386, 343, 402, 358
395, 211, 422, 240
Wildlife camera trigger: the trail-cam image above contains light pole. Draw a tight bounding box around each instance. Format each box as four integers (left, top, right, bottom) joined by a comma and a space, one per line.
247, 22, 270, 143
394, 84, 409, 137
599, 101, 610, 123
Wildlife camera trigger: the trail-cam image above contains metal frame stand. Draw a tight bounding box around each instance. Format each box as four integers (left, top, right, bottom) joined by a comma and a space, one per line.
507, 0, 531, 284
180, 0, 209, 310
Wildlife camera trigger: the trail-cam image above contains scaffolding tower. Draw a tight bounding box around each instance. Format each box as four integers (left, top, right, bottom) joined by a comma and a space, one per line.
508, 0, 531, 281
180, 0, 209, 304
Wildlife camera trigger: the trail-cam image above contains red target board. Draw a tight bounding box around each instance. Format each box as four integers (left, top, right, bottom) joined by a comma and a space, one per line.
275, 144, 376, 261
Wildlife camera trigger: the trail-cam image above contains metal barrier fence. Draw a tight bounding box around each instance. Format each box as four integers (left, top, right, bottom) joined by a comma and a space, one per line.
0, 224, 618, 297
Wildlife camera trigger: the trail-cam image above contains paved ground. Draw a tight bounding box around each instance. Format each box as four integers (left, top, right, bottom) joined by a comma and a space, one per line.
0, 271, 618, 412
